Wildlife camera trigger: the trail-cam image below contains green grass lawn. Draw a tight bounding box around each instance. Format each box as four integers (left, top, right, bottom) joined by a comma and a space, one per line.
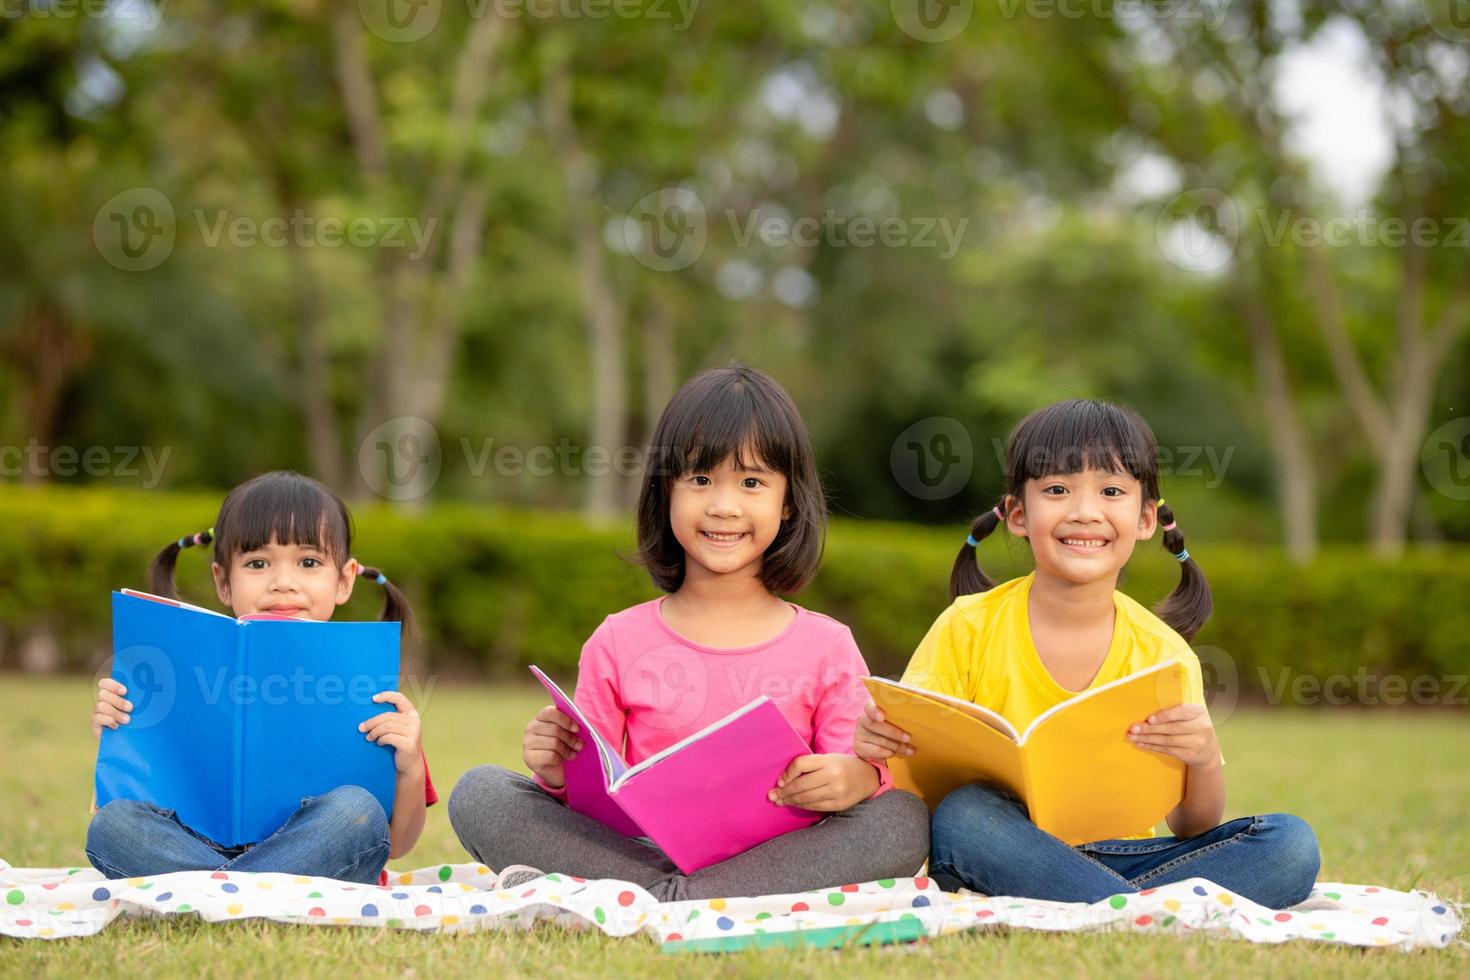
3, 677, 1466, 977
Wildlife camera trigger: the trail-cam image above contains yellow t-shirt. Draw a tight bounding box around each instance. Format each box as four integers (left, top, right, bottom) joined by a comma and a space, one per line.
900, 572, 1209, 839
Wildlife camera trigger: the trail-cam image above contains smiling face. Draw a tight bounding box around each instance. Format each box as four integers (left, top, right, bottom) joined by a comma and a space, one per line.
1005, 465, 1158, 587
211, 536, 356, 621
667, 452, 791, 584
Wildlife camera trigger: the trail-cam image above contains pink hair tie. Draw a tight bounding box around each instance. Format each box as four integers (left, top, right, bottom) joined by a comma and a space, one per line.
992, 506, 1004, 521
1161, 521, 1177, 531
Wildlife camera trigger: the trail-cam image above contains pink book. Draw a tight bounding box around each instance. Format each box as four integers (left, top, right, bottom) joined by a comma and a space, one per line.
530, 666, 823, 873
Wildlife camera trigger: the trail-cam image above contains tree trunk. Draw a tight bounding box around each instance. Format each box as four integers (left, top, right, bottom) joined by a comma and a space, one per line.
1236, 280, 1318, 561
541, 66, 628, 520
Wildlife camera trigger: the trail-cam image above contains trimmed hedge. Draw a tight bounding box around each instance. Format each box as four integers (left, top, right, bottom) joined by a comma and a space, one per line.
1, 485, 1466, 699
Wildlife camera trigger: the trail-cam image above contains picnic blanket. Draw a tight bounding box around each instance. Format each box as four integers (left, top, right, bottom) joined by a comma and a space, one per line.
1, 860, 1461, 950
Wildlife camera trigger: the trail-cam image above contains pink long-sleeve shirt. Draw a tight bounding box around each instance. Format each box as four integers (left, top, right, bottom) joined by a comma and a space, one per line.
537, 597, 892, 799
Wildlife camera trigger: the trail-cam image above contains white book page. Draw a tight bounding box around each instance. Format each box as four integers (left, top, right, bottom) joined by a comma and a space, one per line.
120, 588, 235, 619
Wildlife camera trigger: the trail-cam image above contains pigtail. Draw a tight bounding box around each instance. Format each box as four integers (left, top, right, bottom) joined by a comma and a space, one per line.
949, 503, 1008, 600
1152, 499, 1212, 642
357, 563, 417, 642
147, 528, 214, 598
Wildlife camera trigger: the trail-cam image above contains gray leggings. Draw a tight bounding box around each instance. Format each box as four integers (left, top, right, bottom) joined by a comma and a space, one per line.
448, 765, 931, 902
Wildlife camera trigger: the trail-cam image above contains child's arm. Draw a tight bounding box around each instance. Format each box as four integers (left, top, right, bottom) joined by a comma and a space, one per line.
1128, 702, 1225, 838
360, 691, 427, 860
772, 627, 887, 812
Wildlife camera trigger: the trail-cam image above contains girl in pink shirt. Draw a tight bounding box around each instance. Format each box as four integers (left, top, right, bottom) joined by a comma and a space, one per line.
449, 365, 929, 900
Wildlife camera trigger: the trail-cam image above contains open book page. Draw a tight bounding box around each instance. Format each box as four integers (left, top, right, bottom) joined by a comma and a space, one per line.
528, 666, 627, 786
613, 697, 772, 789
1019, 658, 1184, 744
865, 676, 1020, 741
120, 588, 234, 619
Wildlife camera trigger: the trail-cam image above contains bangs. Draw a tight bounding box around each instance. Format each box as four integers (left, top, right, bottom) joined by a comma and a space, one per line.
214, 472, 352, 566
1008, 400, 1159, 489
651, 371, 801, 481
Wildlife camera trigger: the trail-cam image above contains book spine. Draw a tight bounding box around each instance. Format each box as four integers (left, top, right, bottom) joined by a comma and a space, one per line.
232, 623, 247, 846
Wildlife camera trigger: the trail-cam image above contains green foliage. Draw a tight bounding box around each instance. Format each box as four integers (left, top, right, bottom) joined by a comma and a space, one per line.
2, 486, 1465, 696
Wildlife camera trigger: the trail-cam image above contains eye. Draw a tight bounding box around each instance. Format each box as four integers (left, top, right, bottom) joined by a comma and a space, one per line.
1102, 487, 1125, 497
689, 474, 711, 486
742, 477, 764, 489
300, 556, 324, 568
243, 558, 267, 570
1042, 484, 1067, 496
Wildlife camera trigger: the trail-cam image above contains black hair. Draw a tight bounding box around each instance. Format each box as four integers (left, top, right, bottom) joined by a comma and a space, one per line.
635, 363, 827, 595
950, 399, 1211, 641
147, 470, 416, 639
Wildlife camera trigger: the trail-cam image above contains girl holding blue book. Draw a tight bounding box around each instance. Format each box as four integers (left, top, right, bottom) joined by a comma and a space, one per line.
86, 471, 438, 883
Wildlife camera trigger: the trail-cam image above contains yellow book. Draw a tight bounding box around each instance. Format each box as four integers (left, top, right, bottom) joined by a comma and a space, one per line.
863, 660, 1188, 845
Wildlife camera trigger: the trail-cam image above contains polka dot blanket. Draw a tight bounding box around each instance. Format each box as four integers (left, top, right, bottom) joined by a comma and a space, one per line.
1, 861, 1460, 949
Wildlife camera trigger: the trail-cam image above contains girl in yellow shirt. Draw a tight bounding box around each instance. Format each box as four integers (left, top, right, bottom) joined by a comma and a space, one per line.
855, 399, 1320, 909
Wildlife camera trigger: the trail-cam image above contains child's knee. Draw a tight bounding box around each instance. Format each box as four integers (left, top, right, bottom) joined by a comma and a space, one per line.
87, 799, 155, 850
1263, 812, 1320, 902
879, 790, 933, 874
311, 785, 388, 843
448, 765, 528, 849
932, 782, 1017, 837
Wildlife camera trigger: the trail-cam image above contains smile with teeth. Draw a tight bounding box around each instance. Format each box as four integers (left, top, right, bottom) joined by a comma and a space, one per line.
1060, 538, 1108, 549
701, 530, 748, 545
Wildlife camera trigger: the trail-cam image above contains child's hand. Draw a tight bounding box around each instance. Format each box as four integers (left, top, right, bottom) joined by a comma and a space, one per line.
768, 754, 879, 812
1128, 703, 1220, 770
522, 704, 582, 789
360, 691, 424, 775
853, 700, 913, 761
92, 678, 132, 737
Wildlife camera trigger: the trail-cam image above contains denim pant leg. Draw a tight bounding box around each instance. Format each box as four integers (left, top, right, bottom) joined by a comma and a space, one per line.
86, 799, 232, 879
225, 785, 391, 883
1077, 813, 1321, 910
929, 783, 1136, 903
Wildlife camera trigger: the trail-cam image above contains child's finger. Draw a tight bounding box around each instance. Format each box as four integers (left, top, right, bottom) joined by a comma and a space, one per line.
1130, 722, 1198, 736
858, 731, 910, 756
100, 679, 127, 695
779, 754, 823, 784
365, 720, 407, 742
1143, 703, 1205, 725
530, 719, 583, 753
863, 701, 885, 724
93, 712, 119, 731
372, 691, 414, 712
98, 689, 132, 713
535, 705, 579, 733
864, 718, 911, 743
358, 711, 399, 732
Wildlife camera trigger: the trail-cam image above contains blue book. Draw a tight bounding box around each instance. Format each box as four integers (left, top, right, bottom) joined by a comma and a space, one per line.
95, 590, 400, 847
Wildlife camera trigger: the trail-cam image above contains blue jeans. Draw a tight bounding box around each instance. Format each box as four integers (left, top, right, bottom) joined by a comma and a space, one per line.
86, 785, 390, 884
929, 783, 1320, 910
